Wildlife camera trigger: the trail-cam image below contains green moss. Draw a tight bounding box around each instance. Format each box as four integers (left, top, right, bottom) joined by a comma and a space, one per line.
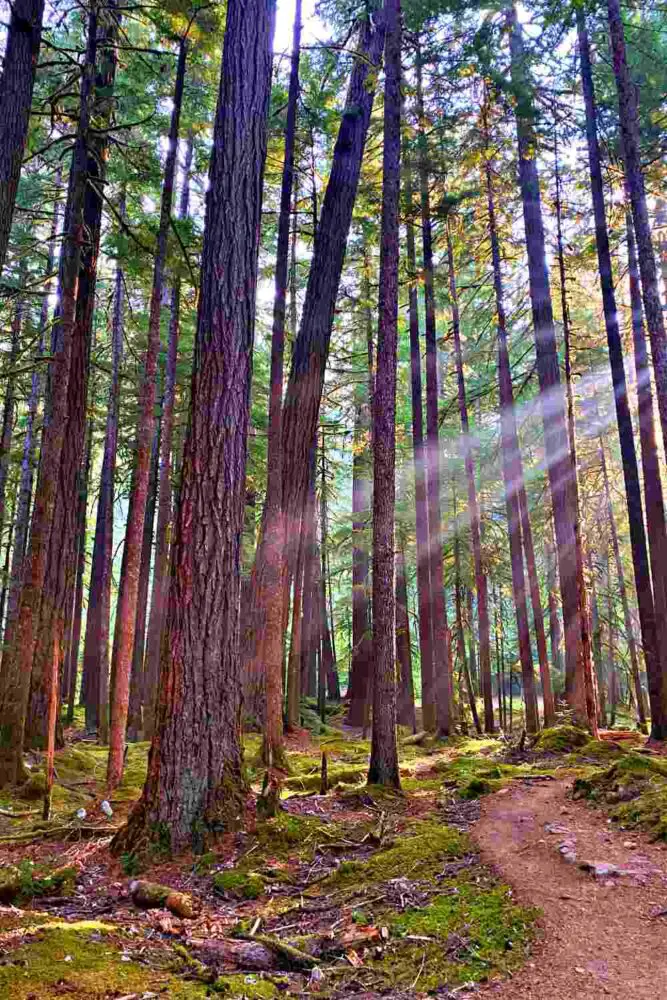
211, 973, 281, 998
322, 820, 467, 889
0, 924, 208, 999
18, 770, 48, 800
573, 753, 667, 840
533, 725, 589, 752
255, 812, 319, 855
371, 882, 537, 991
284, 764, 366, 792
459, 777, 503, 799
213, 870, 265, 900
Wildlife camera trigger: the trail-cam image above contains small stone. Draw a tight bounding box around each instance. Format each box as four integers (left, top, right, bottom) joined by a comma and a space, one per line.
623, 841, 638, 849
100, 800, 113, 818
575, 967, 586, 974
75, 808, 87, 820
63, 955, 73, 963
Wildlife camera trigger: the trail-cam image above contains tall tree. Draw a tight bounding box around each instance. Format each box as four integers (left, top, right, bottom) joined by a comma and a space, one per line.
0, 0, 46, 275
107, 33, 189, 787
368, 0, 401, 788
113, 0, 276, 852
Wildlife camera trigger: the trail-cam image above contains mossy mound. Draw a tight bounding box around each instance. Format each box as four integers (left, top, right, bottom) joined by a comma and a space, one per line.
569, 739, 627, 762
370, 881, 537, 991
212, 973, 281, 998
0, 861, 77, 903
532, 725, 589, 753
573, 753, 667, 839
322, 819, 467, 889
213, 870, 265, 900
0, 923, 208, 999
459, 776, 503, 800
284, 764, 365, 793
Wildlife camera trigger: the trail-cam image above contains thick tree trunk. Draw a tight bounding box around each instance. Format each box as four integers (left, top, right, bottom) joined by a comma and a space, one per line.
415, 45, 453, 736
395, 545, 416, 732
113, 0, 276, 853
107, 37, 188, 788
577, 12, 655, 734
403, 144, 434, 731
507, 5, 587, 725
26, 4, 119, 750
143, 136, 194, 740
0, 12, 98, 786
0, 0, 45, 275
368, 0, 401, 787
81, 200, 124, 739
447, 219, 499, 731
607, 0, 667, 468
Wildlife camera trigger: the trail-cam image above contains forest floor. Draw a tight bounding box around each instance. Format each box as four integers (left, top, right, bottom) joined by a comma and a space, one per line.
0, 710, 665, 998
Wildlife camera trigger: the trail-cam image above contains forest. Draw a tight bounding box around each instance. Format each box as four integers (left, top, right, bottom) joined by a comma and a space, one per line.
0, 0, 665, 995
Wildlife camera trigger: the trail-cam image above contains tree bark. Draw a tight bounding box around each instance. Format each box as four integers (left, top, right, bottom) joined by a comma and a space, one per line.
63, 420, 92, 723
0, 297, 23, 556
0, 10, 98, 786
0, 0, 46, 275
368, 0, 401, 787
577, 11, 655, 734
107, 35, 188, 788
507, 5, 587, 725
403, 143, 434, 731
415, 43, 453, 736
395, 544, 416, 732
113, 0, 276, 852
607, 0, 667, 467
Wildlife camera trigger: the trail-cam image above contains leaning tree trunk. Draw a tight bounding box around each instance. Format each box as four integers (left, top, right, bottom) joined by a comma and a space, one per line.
112, 0, 276, 853
368, 0, 401, 788
0, 11, 97, 787
0, 0, 46, 275
247, 14, 386, 708
607, 0, 667, 469
507, 5, 587, 726
415, 44, 453, 736
481, 148, 539, 732
577, 11, 656, 734
107, 36, 188, 789
403, 143, 434, 730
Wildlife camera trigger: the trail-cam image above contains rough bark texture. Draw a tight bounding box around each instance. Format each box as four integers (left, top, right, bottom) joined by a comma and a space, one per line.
0, 0, 45, 275
507, 5, 586, 725
368, 0, 401, 788
404, 144, 434, 730
113, 0, 276, 853
578, 12, 655, 734
63, 422, 92, 723
0, 11, 97, 786
107, 37, 188, 788
395, 546, 416, 732
143, 137, 194, 740
607, 0, 667, 468
415, 45, 453, 736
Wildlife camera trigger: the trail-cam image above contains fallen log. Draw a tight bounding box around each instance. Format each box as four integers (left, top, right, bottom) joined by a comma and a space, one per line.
129, 879, 198, 919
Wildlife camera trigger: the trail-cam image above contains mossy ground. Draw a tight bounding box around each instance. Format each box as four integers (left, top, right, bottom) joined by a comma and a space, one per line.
3, 710, 652, 997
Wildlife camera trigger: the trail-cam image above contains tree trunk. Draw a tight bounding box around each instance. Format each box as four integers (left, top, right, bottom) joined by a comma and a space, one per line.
415, 43, 453, 736
403, 143, 434, 731
0, 0, 46, 275
62, 420, 92, 722
319, 433, 339, 703
245, 16, 384, 720
143, 135, 194, 740
395, 544, 416, 732
26, 4, 119, 750
286, 532, 305, 730
81, 195, 125, 739
0, 297, 23, 553
107, 36, 188, 788
0, 11, 98, 787
546, 530, 563, 690
588, 548, 607, 726
454, 495, 481, 735
113, 0, 276, 853
507, 5, 587, 725
577, 11, 655, 733
257, 0, 302, 765
368, 0, 401, 787
607, 0, 667, 468
346, 393, 372, 723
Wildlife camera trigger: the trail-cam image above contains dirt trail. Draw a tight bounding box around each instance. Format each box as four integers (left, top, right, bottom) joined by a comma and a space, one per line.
474, 778, 667, 1000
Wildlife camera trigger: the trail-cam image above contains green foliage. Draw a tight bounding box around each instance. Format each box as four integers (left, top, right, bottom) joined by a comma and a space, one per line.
213, 870, 265, 900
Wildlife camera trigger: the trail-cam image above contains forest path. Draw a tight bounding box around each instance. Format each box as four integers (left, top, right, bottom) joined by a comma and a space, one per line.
474, 777, 667, 1000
